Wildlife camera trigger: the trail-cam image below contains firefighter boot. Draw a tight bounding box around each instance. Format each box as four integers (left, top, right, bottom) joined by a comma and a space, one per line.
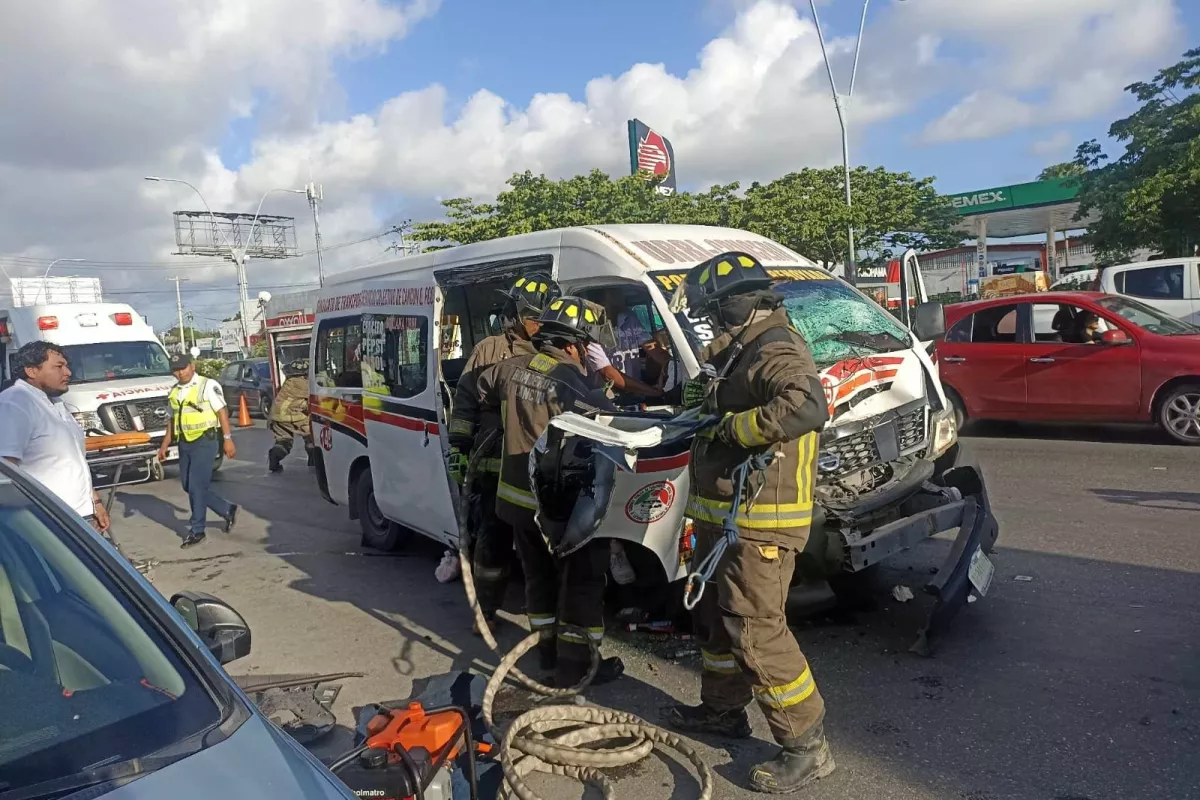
306, 446, 316, 467
749, 724, 836, 794
268, 445, 287, 473
661, 703, 752, 739
554, 655, 625, 688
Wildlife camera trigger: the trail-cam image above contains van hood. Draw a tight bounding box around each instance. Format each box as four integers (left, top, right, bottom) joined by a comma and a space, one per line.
818, 350, 927, 427
62, 375, 176, 412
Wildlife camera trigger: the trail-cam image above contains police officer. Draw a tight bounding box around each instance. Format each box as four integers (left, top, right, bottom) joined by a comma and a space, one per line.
268, 359, 314, 472
662, 252, 833, 793
158, 355, 239, 547
476, 296, 624, 687
448, 274, 560, 632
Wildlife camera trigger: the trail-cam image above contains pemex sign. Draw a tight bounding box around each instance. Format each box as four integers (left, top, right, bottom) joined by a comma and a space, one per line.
946, 179, 1080, 217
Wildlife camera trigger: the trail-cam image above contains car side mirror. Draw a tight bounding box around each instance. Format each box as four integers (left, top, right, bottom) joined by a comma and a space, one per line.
171, 591, 252, 665
1100, 329, 1132, 346
912, 302, 946, 341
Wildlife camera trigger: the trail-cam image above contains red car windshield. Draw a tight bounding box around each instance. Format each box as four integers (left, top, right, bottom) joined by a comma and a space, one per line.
1094, 296, 1198, 336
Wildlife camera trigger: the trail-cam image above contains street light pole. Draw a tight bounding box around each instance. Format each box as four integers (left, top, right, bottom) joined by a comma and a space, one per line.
168, 276, 190, 355
33, 258, 86, 304
809, 0, 874, 286
306, 182, 325, 287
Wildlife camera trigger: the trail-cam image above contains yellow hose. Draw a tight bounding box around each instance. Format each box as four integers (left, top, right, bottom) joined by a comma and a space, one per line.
456, 434, 713, 799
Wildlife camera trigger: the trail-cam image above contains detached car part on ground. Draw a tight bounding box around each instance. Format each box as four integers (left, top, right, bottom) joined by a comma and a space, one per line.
531, 403, 999, 655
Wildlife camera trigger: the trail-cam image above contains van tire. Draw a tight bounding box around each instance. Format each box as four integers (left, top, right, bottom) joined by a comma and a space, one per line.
355, 470, 410, 551
1156, 383, 1200, 445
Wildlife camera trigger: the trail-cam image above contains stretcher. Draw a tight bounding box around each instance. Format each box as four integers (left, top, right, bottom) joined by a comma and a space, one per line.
85, 432, 158, 569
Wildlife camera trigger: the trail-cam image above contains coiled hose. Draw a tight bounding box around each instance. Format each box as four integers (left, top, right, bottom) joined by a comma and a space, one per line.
456, 431, 714, 800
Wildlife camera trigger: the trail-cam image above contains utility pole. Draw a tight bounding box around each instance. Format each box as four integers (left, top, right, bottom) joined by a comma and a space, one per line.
306, 182, 326, 287
168, 276, 189, 355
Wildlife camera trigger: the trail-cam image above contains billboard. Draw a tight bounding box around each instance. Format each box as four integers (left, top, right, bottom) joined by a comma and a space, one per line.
627, 119, 677, 196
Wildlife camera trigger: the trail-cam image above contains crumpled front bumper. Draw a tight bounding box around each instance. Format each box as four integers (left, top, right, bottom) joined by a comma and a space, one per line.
830, 463, 999, 655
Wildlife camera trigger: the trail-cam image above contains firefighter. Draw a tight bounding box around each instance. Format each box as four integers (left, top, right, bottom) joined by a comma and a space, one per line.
662, 252, 834, 794
448, 274, 560, 632
476, 296, 624, 687
268, 359, 314, 472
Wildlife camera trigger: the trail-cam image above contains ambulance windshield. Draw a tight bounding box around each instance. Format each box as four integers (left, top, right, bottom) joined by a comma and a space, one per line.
60, 341, 173, 384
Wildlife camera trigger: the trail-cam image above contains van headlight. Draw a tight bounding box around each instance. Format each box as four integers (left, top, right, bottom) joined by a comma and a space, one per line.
71, 411, 105, 433
929, 407, 957, 459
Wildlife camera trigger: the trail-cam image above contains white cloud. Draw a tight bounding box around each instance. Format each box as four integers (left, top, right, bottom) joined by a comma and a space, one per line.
922, 91, 1037, 143
1030, 131, 1075, 158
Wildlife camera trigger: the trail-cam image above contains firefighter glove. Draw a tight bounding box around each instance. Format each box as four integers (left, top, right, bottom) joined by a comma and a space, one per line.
681, 376, 711, 409
447, 447, 468, 485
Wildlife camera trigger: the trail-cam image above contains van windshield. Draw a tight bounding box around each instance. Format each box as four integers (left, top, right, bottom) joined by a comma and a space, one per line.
0, 477, 221, 793
776, 279, 912, 367
61, 342, 173, 384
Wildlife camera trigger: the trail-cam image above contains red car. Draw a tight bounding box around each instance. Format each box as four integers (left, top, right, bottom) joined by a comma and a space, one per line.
937, 291, 1200, 444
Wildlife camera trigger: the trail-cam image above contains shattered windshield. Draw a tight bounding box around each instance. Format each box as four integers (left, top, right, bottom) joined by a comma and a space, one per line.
776, 280, 912, 367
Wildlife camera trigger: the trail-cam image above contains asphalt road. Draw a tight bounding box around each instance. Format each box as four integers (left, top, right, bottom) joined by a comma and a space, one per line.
110, 421, 1199, 800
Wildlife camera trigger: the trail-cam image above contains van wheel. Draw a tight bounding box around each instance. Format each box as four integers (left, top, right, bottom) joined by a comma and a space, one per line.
355, 470, 410, 550
1157, 384, 1200, 445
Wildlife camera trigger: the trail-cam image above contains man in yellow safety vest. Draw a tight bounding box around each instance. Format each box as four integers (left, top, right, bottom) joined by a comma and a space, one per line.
157, 354, 239, 547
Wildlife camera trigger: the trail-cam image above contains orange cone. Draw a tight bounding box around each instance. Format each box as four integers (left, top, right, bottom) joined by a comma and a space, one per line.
237, 393, 252, 427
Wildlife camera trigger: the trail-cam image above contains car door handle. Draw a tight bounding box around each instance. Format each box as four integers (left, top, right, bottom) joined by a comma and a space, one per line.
1028, 357, 1056, 363
942, 356, 966, 363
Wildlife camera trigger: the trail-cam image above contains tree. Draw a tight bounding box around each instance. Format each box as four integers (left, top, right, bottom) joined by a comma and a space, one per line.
1072, 48, 1200, 260
1038, 162, 1086, 181
742, 167, 961, 268
413, 167, 961, 266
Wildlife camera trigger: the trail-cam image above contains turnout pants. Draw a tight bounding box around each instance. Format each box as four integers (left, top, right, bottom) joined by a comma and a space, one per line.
511, 522, 608, 678
690, 521, 825, 746
178, 432, 233, 535
469, 475, 514, 617
269, 420, 314, 458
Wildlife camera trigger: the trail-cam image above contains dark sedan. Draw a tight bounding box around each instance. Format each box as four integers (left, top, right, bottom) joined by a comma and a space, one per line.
218, 358, 274, 416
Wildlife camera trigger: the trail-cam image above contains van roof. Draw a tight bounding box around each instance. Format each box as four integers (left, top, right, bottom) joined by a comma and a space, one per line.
2, 302, 158, 346
326, 224, 817, 288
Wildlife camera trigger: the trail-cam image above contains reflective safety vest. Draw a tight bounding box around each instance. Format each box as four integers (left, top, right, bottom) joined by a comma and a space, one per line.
168, 377, 220, 442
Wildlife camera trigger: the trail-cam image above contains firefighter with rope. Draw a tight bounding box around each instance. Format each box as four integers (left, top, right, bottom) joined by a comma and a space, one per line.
448, 273, 561, 633
662, 251, 834, 794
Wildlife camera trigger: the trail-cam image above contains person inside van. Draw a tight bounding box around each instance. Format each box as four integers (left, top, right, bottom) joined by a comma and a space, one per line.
582, 300, 663, 401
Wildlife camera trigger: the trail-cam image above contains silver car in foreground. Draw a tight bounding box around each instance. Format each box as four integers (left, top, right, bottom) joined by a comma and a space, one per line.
0, 460, 354, 800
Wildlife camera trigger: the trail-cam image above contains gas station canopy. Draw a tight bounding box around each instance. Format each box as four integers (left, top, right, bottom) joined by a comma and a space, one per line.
946, 178, 1096, 238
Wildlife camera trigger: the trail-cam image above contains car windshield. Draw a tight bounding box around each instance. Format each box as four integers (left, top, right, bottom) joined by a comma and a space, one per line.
0, 477, 220, 792
61, 341, 172, 384
776, 279, 913, 366
1094, 295, 1199, 335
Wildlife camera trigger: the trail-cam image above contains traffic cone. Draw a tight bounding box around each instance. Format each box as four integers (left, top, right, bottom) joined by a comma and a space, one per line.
237, 394, 252, 428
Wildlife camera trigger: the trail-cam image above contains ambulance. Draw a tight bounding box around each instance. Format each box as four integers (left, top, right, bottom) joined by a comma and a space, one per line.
0, 301, 180, 478
311, 225, 999, 650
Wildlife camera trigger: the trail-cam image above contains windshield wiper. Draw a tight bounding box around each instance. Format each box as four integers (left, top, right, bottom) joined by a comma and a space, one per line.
0, 753, 186, 800
812, 330, 907, 353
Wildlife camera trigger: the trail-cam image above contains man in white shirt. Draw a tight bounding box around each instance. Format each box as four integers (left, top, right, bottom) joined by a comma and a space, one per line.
157, 354, 238, 547
0, 342, 110, 533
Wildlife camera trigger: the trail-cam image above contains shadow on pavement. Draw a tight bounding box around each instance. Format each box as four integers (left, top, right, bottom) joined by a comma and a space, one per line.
962, 420, 1173, 446
167, 428, 1200, 799
1090, 487, 1200, 512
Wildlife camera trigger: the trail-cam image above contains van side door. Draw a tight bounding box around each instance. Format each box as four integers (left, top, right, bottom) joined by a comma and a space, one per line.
359, 280, 459, 547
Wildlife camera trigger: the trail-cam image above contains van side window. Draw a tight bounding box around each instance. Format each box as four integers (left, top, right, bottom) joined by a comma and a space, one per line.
362, 314, 428, 399
1117, 265, 1183, 300
315, 317, 363, 388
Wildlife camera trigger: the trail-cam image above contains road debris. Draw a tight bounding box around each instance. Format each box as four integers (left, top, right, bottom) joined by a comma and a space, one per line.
1014, 575, 1034, 582
891, 585, 914, 603
434, 550, 460, 583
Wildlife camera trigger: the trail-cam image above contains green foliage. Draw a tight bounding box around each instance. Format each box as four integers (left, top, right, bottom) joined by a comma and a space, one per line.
1072, 48, 1200, 260
413, 167, 962, 267
1037, 162, 1086, 182
195, 358, 226, 379
251, 339, 268, 358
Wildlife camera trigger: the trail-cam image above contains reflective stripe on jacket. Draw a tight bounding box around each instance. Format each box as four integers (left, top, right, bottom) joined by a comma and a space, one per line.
168, 376, 220, 442
686, 307, 827, 535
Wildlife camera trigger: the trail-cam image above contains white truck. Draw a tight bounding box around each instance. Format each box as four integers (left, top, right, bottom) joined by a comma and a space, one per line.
309, 225, 999, 651
1, 293, 180, 482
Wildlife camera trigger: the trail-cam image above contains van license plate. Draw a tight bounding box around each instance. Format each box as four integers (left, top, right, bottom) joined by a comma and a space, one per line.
968, 548, 994, 597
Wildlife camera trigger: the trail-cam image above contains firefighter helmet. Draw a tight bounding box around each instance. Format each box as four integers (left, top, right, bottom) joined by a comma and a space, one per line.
502, 273, 561, 320
534, 296, 598, 344
684, 251, 773, 311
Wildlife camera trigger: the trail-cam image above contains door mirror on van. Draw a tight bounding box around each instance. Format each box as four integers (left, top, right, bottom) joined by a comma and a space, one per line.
1100, 329, 1132, 346
171, 591, 252, 665
911, 302, 946, 341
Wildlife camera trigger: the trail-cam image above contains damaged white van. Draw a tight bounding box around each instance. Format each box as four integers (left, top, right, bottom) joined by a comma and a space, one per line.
310, 225, 999, 650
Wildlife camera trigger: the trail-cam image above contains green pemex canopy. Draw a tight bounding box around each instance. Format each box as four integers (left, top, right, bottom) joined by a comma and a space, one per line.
946, 178, 1097, 238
